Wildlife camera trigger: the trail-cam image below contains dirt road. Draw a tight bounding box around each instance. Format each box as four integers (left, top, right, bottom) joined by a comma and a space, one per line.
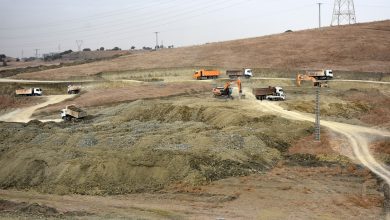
250, 77, 390, 85
1, 77, 389, 84
0, 95, 73, 123
246, 92, 390, 184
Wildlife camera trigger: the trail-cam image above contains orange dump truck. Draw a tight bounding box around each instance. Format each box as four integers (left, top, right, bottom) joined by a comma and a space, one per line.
193, 69, 220, 80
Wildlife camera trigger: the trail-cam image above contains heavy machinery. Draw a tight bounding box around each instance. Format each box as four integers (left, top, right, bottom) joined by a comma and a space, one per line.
226, 68, 253, 79
252, 86, 285, 101
296, 70, 333, 87
213, 82, 233, 99
67, 85, 81, 94
60, 105, 87, 121
15, 88, 43, 96
212, 78, 243, 99
193, 69, 220, 80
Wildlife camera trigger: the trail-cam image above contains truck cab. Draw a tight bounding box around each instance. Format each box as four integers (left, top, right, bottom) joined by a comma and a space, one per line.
324, 69, 333, 79
266, 86, 285, 101
274, 87, 284, 96
33, 88, 43, 96
244, 69, 253, 78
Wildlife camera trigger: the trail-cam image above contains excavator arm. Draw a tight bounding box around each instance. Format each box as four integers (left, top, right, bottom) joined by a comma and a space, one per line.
296, 74, 317, 87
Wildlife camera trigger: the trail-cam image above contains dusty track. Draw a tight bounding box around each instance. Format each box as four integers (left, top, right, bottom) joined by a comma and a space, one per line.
1, 77, 389, 84
247, 93, 390, 184
251, 77, 390, 85
0, 95, 73, 123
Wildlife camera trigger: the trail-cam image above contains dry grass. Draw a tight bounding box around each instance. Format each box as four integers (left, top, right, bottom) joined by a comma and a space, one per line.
340, 88, 390, 126
9, 20, 390, 80
34, 81, 212, 116
0, 84, 46, 110
346, 195, 383, 209
289, 130, 336, 155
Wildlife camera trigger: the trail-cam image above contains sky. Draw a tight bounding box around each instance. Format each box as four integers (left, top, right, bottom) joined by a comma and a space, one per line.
0, 0, 389, 58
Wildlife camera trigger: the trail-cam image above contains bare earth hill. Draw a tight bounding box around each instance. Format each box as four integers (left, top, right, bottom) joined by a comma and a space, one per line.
11, 20, 390, 80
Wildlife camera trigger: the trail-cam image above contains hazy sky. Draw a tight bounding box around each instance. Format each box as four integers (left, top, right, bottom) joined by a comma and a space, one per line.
1, 0, 389, 57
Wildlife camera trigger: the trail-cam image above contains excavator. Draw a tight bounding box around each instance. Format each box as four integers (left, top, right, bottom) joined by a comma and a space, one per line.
296, 70, 333, 87
296, 74, 324, 87
212, 77, 242, 99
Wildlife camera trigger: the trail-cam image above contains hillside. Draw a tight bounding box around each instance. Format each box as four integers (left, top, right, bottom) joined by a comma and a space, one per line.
9, 20, 390, 80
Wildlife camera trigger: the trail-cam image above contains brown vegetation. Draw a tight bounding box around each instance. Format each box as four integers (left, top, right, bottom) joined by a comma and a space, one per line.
9, 20, 390, 80
35, 81, 211, 116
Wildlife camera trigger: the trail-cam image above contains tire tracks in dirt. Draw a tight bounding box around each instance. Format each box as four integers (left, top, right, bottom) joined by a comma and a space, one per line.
0, 95, 74, 123
245, 91, 390, 184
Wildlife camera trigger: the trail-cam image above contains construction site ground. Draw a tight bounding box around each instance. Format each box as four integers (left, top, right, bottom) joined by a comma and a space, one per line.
0, 21, 389, 219
0, 71, 389, 219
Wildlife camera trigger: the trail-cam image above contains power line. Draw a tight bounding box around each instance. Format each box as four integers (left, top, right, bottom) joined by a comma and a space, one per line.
0, 0, 218, 40
0, 0, 172, 31
1, 0, 311, 54
0, 0, 242, 46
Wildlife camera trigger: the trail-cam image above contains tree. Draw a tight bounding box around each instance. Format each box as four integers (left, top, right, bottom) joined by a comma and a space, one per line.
112, 47, 121, 51
83, 48, 91, 51
0, 54, 6, 66
100, 47, 105, 51
130, 46, 136, 50
60, 50, 72, 55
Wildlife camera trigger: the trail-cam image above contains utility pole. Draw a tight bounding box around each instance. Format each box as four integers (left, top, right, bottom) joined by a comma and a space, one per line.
315, 84, 321, 141
317, 3, 322, 28
154, 32, 159, 50
34, 49, 40, 58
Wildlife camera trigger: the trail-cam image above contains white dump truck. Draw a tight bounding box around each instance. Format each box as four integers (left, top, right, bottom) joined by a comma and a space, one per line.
15, 88, 42, 96
252, 86, 285, 101
306, 69, 333, 80
226, 68, 253, 79
60, 105, 87, 121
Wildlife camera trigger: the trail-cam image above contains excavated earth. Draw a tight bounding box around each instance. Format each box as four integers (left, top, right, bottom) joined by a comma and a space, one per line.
0, 76, 389, 219
0, 97, 313, 195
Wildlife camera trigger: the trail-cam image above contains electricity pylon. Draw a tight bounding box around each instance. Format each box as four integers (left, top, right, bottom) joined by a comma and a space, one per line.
331, 0, 356, 26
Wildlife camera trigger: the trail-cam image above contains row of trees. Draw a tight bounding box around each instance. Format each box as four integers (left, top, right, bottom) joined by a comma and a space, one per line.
0, 54, 6, 66
2, 43, 177, 64
92, 45, 174, 51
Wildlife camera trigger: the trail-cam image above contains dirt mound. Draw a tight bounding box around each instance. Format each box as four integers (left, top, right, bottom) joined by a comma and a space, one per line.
0, 199, 92, 218
0, 99, 312, 195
